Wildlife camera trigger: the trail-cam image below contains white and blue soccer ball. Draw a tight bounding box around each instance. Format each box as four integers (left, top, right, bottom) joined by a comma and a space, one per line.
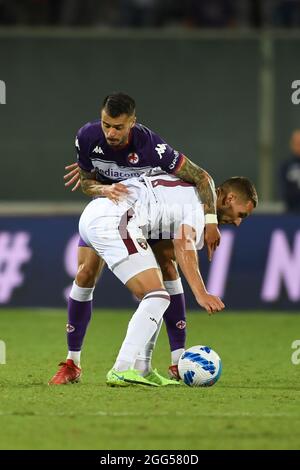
178, 345, 222, 387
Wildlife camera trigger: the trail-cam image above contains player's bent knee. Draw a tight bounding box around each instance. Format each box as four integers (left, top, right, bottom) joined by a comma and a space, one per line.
125, 267, 166, 300
141, 289, 171, 309
76, 264, 98, 287
159, 260, 179, 281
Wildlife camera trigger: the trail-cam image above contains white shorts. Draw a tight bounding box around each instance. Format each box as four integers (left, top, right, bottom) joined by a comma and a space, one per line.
79, 198, 159, 284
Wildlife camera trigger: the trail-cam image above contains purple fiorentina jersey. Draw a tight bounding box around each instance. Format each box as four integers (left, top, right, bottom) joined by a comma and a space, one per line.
75, 120, 184, 184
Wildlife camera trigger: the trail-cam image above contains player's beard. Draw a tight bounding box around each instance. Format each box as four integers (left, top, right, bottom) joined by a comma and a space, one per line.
107, 138, 120, 146
216, 207, 226, 224
107, 135, 128, 148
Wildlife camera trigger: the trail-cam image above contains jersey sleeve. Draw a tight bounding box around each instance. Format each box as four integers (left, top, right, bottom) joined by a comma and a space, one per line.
75, 125, 94, 172
145, 129, 184, 174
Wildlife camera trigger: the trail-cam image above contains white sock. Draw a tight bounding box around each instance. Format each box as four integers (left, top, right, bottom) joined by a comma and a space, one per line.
70, 281, 94, 301
67, 351, 81, 367
134, 318, 163, 375
113, 290, 170, 371
164, 278, 184, 296
171, 348, 185, 366
134, 279, 184, 374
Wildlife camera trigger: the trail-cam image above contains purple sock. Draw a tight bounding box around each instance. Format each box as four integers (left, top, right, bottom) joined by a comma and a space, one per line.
67, 298, 92, 352
163, 293, 186, 352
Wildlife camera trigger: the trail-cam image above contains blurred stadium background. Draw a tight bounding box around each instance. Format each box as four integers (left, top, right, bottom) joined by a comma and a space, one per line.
1, 0, 300, 310
1, 0, 300, 451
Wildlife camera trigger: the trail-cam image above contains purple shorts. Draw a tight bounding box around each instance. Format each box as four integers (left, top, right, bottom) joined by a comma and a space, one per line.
78, 236, 89, 248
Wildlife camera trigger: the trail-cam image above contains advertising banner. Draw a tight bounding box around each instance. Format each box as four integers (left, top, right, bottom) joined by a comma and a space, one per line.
0, 214, 299, 310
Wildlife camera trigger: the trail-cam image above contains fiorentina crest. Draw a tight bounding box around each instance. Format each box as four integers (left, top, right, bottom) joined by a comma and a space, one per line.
127, 152, 139, 164
66, 324, 75, 333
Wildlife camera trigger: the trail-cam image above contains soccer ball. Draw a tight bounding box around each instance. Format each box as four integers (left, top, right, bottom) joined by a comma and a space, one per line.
178, 345, 222, 387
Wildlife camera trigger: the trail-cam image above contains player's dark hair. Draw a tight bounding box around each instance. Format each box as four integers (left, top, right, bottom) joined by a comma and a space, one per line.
102, 93, 136, 118
220, 177, 258, 207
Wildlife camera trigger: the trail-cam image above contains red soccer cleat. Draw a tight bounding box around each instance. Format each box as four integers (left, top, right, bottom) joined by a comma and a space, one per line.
48, 359, 81, 385
168, 365, 181, 381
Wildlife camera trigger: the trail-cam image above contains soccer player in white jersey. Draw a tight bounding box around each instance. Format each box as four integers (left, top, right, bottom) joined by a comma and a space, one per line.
50, 93, 221, 386
77, 172, 257, 386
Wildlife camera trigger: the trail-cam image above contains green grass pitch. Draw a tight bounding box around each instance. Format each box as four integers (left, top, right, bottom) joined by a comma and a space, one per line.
0, 309, 300, 450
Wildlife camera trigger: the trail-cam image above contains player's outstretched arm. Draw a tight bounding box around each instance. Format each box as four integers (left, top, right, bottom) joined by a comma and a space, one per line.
64, 162, 81, 192
79, 168, 129, 203
174, 156, 221, 261
173, 224, 225, 315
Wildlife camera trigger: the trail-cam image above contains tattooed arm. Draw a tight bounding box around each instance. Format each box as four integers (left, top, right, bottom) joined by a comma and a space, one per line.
174, 156, 220, 261
80, 168, 129, 202
175, 156, 217, 215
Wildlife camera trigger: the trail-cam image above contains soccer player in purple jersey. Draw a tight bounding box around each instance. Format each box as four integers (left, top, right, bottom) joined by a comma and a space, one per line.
49, 93, 221, 385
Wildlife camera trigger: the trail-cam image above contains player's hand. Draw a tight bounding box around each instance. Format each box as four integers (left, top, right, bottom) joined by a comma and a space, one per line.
204, 223, 221, 261
101, 183, 130, 203
196, 293, 225, 315
64, 162, 81, 192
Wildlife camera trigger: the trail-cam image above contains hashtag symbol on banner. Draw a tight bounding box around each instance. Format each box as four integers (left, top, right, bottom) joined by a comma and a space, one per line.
0, 232, 32, 303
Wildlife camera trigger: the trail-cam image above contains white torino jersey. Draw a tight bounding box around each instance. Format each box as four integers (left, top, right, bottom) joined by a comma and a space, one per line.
124, 174, 205, 249
79, 173, 205, 283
